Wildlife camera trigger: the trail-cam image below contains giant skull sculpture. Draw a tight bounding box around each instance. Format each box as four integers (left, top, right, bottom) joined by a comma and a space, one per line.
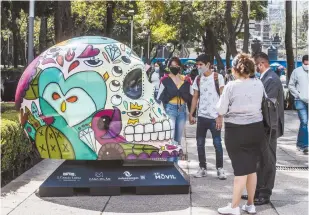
15, 36, 183, 160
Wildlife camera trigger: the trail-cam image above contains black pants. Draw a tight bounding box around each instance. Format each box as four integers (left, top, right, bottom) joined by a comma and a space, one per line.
196, 117, 223, 169
256, 130, 277, 198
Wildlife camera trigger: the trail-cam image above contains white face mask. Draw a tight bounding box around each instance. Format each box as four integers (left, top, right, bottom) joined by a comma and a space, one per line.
198, 66, 207, 75
302, 64, 308, 71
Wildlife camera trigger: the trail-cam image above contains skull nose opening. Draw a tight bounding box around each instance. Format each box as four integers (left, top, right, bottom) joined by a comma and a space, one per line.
97, 116, 111, 130
123, 68, 142, 100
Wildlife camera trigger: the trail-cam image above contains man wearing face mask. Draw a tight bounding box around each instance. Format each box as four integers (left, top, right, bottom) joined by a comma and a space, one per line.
243, 52, 284, 206
288, 54, 308, 153
149, 61, 162, 103
189, 54, 226, 180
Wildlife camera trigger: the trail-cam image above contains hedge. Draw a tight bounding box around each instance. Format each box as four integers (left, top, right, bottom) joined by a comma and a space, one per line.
1, 119, 41, 186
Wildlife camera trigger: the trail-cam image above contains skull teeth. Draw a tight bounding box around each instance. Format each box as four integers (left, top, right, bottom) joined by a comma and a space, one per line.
124, 120, 173, 142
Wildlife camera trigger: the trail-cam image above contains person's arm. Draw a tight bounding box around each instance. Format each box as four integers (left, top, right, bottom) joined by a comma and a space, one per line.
216, 83, 230, 116
190, 90, 199, 116
218, 74, 225, 95
288, 70, 300, 99
189, 77, 199, 124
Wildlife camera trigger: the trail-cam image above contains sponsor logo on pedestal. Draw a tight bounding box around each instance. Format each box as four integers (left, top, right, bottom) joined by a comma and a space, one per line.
154, 172, 176, 180
57, 172, 81, 182
118, 171, 139, 181
89, 172, 111, 182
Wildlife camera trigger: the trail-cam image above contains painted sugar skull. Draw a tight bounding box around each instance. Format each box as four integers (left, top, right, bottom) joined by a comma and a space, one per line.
15, 36, 183, 160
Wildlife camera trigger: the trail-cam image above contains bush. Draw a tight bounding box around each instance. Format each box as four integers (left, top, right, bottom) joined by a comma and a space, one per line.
1, 119, 41, 186
1, 102, 19, 123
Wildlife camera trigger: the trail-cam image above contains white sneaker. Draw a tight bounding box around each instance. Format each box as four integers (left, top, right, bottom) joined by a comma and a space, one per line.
217, 168, 227, 180
218, 203, 240, 215
194, 167, 206, 178
242, 204, 256, 214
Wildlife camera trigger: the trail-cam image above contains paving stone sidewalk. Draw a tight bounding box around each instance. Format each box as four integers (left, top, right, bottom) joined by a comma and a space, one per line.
1, 111, 308, 215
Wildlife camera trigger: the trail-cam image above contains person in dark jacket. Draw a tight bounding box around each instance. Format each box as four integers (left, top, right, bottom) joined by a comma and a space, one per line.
241, 52, 284, 206
157, 57, 192, 149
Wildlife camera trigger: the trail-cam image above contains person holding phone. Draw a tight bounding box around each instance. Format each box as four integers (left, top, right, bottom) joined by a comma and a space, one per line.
189, 54, 226, 180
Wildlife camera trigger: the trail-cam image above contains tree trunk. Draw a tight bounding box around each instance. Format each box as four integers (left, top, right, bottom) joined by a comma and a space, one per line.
225, 1, 238, 57
202, 27, 215, 64
215, 51, 224, 70
10, 2, 19, 68
242, 0, 249, 53
105, 1, 115, 37
54, 1, 73, 43
225, 44, 231, 69
285, 1, 294, 81
1, 35, 6, 68
285, 1, 295, 110
39, 15, 47, 53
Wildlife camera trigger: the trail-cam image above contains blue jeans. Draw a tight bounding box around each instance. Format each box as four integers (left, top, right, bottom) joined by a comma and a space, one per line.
165, 103, 187, 144
294, 100, 308, 149
165, 103, 187, 163
196, 117, 223, 169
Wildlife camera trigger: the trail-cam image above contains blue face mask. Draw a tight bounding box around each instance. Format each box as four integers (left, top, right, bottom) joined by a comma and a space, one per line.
154, 67, 160, 73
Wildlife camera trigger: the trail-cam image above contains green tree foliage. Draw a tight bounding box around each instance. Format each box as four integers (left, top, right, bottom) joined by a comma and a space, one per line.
2, 0, 269, 67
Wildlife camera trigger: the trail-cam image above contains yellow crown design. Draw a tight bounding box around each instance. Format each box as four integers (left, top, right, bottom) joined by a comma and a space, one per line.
130, 102, 143, 110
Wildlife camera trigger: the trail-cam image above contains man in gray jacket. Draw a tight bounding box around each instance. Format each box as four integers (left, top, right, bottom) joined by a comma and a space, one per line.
288, 55, 308, 153
242, 52, 284, 205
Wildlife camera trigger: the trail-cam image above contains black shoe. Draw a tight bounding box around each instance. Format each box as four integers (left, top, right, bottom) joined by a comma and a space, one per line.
241, 195, 248, 200
254, 197, 270, 205
303, 148, 308, 153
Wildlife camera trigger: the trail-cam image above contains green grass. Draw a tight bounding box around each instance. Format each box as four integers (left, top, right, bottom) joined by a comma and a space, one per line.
1, 102, 19, 122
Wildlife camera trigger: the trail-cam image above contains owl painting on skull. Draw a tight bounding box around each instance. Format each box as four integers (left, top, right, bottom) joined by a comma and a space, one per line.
15, 36, 183, 160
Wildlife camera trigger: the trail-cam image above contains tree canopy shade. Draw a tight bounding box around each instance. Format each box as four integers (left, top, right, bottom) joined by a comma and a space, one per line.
1, 0, 269, 68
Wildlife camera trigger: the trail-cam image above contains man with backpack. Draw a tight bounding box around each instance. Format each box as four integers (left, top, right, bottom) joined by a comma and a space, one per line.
189, 54, 227, 180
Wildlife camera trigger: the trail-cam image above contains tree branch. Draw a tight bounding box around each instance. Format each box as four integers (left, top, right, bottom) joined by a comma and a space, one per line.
233, 16, 241, 32
236, 18, 244, 35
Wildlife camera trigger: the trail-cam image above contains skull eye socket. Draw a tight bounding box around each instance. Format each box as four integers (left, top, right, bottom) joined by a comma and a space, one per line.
123, 68, 142, 100
97, 116, 111, 130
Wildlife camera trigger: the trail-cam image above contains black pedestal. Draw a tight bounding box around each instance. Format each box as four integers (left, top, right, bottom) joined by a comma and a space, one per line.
39, 160, 190, 197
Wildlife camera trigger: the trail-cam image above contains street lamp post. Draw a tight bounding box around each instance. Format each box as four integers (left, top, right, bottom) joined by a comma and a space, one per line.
128, 10, 135, 50
28, 0, 35, 65
140, 47, 144, 59
130, 18, 134, 49
295, 1, 298, 68
147, 30, 150, 59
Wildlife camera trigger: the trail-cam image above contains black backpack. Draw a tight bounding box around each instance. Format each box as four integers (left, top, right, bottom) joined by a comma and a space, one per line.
262, 89, 279, 132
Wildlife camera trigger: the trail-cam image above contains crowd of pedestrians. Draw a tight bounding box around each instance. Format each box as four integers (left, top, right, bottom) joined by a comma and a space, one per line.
148, 53, 308, 215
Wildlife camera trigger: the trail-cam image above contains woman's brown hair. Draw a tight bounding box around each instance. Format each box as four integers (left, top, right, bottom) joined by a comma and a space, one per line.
232, 53, 255, 77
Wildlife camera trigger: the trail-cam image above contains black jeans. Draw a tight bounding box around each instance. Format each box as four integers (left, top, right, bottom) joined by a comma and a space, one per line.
196, 117, 223, 169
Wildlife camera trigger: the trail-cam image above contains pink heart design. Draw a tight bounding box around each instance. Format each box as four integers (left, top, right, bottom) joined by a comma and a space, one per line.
78, 45, 100, 58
